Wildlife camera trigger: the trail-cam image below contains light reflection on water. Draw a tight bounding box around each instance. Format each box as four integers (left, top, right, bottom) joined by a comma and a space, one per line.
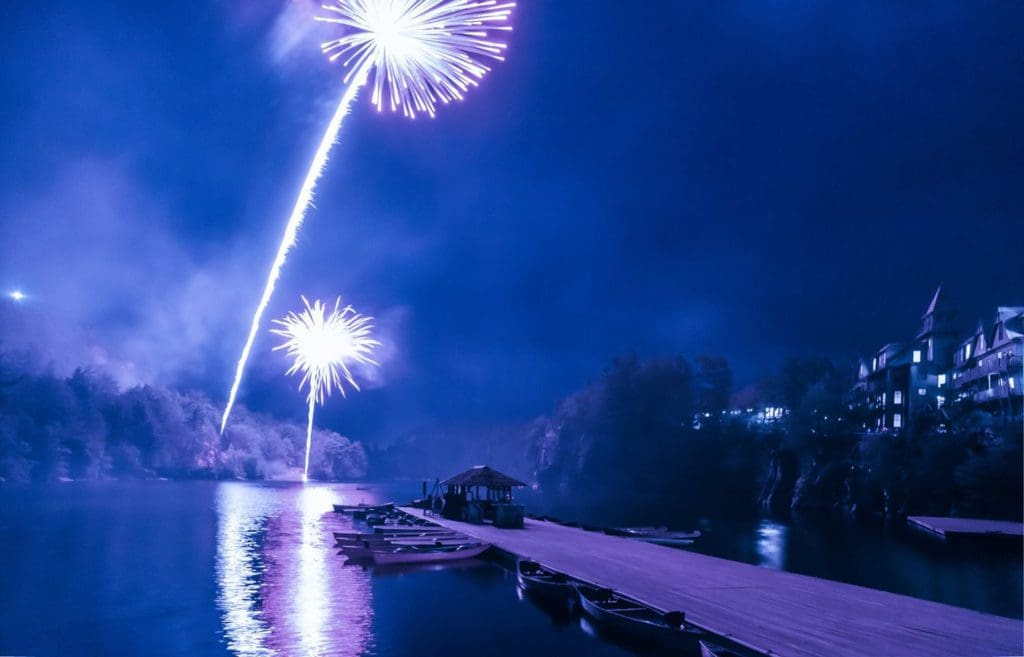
215, 483, 376, 657
755, 520, 787, 570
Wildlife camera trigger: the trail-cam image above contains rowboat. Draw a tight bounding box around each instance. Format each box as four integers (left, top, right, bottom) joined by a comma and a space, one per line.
370, 542, 491, 566
336, 536, 468, 550
332, 502, 394, 514
340, 538, 479, 561
333, 530, 459, 543
607, 527, 701, 544
516, 559, 575, 599
333, 528, 450, 540
372, 525, 447, 534
574, 583, 702, 648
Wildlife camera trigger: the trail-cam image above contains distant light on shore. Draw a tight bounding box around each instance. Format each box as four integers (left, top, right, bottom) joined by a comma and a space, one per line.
9, 290, 26, 302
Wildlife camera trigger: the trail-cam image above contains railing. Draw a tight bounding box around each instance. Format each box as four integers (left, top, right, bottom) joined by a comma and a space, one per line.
953, 354, 1023, 387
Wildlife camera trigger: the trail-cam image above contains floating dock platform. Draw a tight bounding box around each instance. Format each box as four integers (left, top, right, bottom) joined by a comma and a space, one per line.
907, 515, 1024, 542
403, 508, 1023, 657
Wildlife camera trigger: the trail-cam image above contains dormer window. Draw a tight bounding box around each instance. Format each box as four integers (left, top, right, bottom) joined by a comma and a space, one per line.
912, 350, 921, 364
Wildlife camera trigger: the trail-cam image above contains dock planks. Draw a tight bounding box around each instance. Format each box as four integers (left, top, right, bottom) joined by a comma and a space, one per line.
907, 516, 1024, 540
402, 509, 1023, 657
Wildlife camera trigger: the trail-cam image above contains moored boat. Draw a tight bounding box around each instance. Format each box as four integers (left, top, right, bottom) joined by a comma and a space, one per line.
574, 583, 703, 648
516, 559, 575, 599
372, 525, 446, 534
607, 526, 701, 543
332, 502, 395, 514
340, 538, 480, 561
370, 542, 491, 566
333, 530, 459, 544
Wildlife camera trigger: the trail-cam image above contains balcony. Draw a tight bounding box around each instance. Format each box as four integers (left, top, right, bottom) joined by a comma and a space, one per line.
952, 355, 1023, 388
972, 383, 1022, 403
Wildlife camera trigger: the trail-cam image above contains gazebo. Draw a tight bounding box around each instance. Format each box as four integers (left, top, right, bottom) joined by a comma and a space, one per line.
439, 465, 527, 527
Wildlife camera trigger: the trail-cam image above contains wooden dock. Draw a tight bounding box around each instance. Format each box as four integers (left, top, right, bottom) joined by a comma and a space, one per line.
908, 516, 1024, 542
403, 509, 1023, 657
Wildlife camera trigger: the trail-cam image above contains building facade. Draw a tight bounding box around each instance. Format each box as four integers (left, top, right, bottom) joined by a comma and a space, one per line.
950, 306, 1023, 417
850, 287, 1021, 432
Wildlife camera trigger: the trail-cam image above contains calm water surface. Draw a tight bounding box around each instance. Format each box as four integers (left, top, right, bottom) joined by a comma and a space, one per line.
0, 480, 1019, 657
0, 481, 634, 657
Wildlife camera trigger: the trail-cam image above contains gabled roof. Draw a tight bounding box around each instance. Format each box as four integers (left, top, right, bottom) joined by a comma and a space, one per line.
996, 306, 1024, 323
441, 465, 526, 488
923, 284, 943, 318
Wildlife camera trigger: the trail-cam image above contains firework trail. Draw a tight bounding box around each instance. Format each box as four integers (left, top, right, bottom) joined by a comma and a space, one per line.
221, 0, 514, 433
271, 296, 379, 480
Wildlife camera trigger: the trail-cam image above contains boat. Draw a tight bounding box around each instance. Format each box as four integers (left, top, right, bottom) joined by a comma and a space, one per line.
516, 559, 575, 599
332, 502, 395, 514
334, 528, 449, 540
339, 538, 479, 561
333, 530, 459, 544
372, 525, 447, 534
574, 583, 703, 648
336, 535, 468, 550
607, 526, 702, 543
636, 536, 695, 547
370, 542, 491, 566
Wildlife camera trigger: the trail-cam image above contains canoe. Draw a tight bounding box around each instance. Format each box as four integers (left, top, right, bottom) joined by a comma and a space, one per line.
372, 525, 447, 534
336, 536, 469, 549
334, 530, 460, 543
516, 559, 575, 599
370, 542, 491, 566
332, 502, 394, 514
341, 539, 481, 561
636, 536, 695, 547
333, 529, 450, 542
608, 527, 702, 541
574, 583, 703, 648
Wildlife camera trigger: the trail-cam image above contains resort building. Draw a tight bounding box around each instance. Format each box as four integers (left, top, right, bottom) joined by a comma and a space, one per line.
850, 286, 958, 432
950, 306, 1023, 418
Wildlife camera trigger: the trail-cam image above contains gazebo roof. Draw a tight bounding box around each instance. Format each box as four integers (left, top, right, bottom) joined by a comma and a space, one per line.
441, 465, 527, 488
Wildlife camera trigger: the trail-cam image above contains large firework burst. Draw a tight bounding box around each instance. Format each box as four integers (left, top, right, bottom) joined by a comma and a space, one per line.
271, 296, 379, 480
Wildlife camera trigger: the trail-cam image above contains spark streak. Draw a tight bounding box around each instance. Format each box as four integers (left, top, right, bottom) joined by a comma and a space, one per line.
220, 62, 372, 435
221, 0, 513, 433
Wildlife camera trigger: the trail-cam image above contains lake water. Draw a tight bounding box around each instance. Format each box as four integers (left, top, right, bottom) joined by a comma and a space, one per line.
0, 481, 1019, 657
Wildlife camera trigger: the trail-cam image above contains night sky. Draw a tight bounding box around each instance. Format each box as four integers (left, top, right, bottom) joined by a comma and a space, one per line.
1, 1, 1021, 440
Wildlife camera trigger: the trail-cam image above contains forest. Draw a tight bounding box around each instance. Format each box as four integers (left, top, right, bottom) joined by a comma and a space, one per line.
0, 349, 367, 483
2, 344, 1019, 523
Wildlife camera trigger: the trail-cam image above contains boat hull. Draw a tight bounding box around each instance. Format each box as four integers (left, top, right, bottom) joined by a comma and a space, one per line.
370, 543, 490, 565
516, 560, 575, 599
575, 584, 702, 649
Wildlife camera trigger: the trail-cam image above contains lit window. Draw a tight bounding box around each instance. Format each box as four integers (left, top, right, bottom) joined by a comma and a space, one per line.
893, 390, 902, 405
965, 344, 972, 359
936, 395, 945, 407
913, 350, 921, 363
937, 374, 946, 387
918, 388, 927, 396
872, 357, 877, 371
882, 393, 887, 407
893, 413, 902, 429
1011, 377, 1016, 390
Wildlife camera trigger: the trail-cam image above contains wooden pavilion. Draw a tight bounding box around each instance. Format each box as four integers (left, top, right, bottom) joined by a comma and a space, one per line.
439, 465, 527, 527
